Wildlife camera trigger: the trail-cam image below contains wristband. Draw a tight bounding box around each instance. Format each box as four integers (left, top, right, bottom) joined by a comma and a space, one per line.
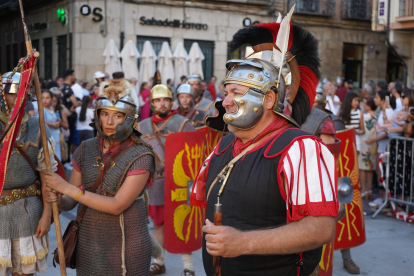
74, 190, 83, 201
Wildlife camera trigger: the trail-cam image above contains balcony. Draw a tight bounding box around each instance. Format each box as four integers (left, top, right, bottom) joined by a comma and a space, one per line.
288, 0, 336, 17
341, 0, 372, 21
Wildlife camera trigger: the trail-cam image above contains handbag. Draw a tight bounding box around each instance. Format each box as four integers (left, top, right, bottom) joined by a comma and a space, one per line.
53, 138, 132, 269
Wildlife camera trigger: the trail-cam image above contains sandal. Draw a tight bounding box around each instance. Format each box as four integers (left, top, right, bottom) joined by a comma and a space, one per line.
150, 263, 166, 276
183, 269, 195, 276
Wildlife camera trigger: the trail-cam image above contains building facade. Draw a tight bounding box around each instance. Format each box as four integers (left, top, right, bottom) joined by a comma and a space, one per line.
372, 0, 414, 86
0, 0, 400, 88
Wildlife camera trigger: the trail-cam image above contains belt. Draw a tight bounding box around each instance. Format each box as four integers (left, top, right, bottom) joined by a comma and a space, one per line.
0, 181, 41, 207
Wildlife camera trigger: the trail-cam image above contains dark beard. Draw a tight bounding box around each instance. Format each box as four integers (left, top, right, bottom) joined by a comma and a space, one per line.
158, 110, 169, 118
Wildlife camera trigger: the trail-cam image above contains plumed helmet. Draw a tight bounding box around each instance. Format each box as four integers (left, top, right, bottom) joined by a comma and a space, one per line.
149, 84, 173, 114
206, 12, 321, 131
94, 79, 139, 142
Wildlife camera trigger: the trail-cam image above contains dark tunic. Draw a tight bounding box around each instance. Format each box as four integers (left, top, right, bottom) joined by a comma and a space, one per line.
74, 138, 154, 276
203, 129, 322, 276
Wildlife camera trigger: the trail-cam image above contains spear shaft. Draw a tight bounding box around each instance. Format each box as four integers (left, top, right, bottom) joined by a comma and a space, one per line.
18, 1, 67, 275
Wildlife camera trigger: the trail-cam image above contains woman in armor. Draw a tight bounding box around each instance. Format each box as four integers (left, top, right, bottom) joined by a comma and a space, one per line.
44, 79, 155, 276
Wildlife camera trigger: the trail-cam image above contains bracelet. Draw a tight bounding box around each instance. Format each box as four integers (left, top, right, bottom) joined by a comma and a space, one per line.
74, 190, 83, 202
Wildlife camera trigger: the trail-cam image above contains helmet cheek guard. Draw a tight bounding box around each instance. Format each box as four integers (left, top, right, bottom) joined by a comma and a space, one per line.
223, 87, 265, 130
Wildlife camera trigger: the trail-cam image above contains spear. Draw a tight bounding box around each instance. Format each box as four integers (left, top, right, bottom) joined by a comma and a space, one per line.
18, 1, 67, 275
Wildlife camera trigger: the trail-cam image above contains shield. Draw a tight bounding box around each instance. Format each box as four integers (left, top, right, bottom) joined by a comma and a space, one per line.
164, 131, 207, 253
196, 126, 222, 157
334, 128, 366, 250
319, 242, 334, 276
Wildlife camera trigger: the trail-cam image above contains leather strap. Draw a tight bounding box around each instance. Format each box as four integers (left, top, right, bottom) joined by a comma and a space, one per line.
206, 141, 259, 201
151, 121, 165, 151
75, 138, 131, 224
1, 180, 39, 196
0, 127, 37, 176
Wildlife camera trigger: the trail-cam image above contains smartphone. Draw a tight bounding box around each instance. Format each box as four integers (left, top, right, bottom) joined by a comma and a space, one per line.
385, 96, 390, 105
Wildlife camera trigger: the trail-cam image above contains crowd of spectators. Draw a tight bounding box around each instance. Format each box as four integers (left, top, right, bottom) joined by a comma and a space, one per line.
328, 77, 414, 214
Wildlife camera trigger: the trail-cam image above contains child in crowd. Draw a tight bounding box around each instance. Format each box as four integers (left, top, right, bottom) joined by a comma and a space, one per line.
359, 98, 377, 200
338, 91, 365, 152
42, 90, 61, 160
378, 110, 408, 138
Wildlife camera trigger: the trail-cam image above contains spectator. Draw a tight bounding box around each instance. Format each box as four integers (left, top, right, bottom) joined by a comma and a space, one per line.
324, 81, 341, 114
338, 91, 365, 152
139, 82, 151, 120
378, 110, 408, 138
76, 96, 95, 145
91, 84, 100, 105
61, 69, 81, 166
176, 75, 187, 92
52, 93, 70, 131
345, 79, 354, 90
391, 81, 404, 112
402, 89, 414, 138
93, 71, 106, 85
377, 80, 387, 91
207, 76, 217, 100
359, 97, 377, 200
71, 79, 84, 100
80, 81, 90, 97
363, 81, 376, 98
217, 81, 225, 100
367, 90, 394, 207
411, 81, 414, 89
167, 78, 175, 100
56, 76, 64, 88
42, 90, 61, 160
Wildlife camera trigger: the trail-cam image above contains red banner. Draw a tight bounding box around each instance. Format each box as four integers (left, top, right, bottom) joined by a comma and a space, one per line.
0, 53, 37, 196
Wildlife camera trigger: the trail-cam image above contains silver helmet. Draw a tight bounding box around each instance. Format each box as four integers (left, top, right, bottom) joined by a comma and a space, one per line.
1, 72, 22, 116
94, 79, 139, 142
206, 58, 298, 131
177, 83, 195, 111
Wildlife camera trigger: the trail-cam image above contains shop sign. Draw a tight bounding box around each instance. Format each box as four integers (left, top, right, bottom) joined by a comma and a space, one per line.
140, 17, 208, 30
28, 22, 48, 33
79, 4, 104, 22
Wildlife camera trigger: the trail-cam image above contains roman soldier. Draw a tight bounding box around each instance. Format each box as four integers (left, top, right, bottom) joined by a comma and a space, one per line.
191, 12, 339, 276
138, 84, 197, 276
0, 71, 57, 276
177, 83, 207, 128
303, 86, 363, 275
187, 75, 216, 117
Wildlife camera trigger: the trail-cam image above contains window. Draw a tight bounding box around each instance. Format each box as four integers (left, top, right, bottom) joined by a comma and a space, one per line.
342, 43, 363, 88
341, 0, 372, 21
227, 44, 247, 60
399, 0, 406, 17
43, 37, 52, 80
184, 39, 214, 81
57, 35, 67, 77
288, 0, 336, 17
136, 36, 170, 68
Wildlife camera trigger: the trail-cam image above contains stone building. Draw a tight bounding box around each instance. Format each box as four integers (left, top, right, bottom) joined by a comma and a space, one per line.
0, 0, 401, 88
372, 0, 414, 85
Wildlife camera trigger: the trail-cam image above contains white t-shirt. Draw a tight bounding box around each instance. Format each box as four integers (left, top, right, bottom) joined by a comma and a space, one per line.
376, 108, 395, 153
394, 98, 404, 113
71, 83, 84, 100
325, 95, 340, 115
76, 106, 94, 131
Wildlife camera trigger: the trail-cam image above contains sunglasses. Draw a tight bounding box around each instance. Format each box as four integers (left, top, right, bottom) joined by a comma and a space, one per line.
401, 95, 406, 99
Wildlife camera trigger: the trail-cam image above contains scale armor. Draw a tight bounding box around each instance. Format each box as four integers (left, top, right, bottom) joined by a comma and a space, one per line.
74, 137, 155, 275
0, 117, 51, 239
